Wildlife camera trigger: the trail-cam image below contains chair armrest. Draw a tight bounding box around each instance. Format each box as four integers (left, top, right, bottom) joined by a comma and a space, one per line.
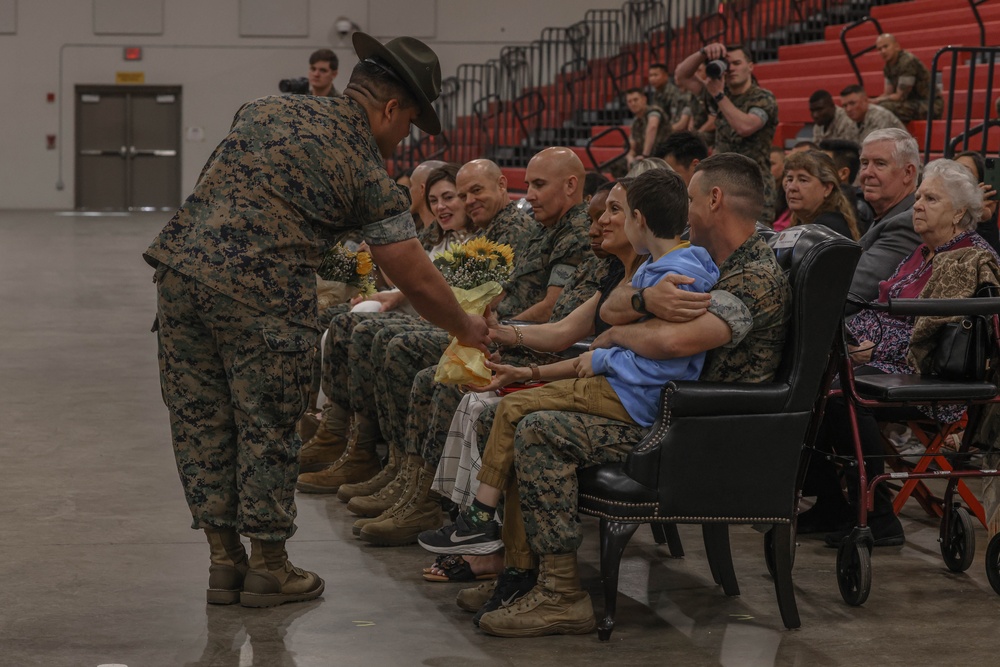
620, 380, 789, 487
664, 381, 790, 416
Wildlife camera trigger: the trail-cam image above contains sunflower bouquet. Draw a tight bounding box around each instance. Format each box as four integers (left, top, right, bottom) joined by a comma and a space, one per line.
432, 238, 516, 385
316, 244, 377, 309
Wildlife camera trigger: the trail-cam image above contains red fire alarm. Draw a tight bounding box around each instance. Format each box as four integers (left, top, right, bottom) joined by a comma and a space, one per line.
124, 47, 143, 61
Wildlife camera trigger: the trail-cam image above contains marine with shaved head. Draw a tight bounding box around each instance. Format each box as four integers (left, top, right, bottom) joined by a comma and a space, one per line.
873, 33, 942, 123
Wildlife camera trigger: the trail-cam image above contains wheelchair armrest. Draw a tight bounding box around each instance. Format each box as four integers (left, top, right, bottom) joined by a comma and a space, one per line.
664, 380, 790, 416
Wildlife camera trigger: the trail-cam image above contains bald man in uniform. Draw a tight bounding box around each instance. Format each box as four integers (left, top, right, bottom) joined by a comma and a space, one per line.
874, 33, 942, 123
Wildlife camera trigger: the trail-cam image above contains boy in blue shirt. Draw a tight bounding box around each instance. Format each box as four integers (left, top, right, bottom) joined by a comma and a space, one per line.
419, 168, 718, 563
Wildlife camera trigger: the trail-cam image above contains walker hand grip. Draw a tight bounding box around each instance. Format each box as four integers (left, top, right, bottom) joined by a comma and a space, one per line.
885, 297, 1000, 316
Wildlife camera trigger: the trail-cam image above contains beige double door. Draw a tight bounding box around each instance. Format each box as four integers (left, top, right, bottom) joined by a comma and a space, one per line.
75, 85, 181, 211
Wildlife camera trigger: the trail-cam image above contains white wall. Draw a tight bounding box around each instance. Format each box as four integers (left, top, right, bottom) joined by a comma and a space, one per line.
0, 0, 624, 210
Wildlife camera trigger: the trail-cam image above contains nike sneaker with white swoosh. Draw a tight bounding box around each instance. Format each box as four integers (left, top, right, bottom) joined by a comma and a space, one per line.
417, 512, 503, 555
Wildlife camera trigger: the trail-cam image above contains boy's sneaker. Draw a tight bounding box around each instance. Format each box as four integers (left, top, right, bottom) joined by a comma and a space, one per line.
473, 568, 537, 627
418, 512, 502, 555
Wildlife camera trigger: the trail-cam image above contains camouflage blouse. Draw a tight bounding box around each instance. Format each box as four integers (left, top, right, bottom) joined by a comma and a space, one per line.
144, 95, 414, 328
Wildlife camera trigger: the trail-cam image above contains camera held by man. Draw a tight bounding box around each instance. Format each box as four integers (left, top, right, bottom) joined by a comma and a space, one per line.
278, 48, 340, 96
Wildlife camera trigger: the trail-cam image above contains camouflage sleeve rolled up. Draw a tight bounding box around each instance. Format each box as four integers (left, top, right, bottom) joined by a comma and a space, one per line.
544, 203, 592, 288
548, 254, 610, 322
701, 233, 790, 383
707, 289, 753, 348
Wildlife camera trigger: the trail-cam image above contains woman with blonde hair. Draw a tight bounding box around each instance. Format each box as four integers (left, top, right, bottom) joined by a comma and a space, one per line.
782, 149, 860, 240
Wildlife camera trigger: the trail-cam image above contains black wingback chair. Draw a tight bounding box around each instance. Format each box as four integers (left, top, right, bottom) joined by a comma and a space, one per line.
577, 225, 862, 640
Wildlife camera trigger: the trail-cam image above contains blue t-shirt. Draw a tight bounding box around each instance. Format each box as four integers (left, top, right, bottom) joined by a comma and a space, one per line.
590, 243, 719, 427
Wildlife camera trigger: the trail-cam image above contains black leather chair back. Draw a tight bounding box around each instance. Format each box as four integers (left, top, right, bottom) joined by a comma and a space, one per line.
770, 226, 863, 413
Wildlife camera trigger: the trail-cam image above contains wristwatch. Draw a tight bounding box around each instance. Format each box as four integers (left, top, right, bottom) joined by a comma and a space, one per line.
631, 287, 648, 315
713, 91, 725, 103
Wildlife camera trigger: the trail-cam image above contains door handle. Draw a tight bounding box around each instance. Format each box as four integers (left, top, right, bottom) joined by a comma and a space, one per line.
129, 147, 177, 157
78, 148, 128, 157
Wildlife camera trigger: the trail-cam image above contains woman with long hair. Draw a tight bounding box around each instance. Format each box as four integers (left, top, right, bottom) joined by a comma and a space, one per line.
782, 149, 860, 240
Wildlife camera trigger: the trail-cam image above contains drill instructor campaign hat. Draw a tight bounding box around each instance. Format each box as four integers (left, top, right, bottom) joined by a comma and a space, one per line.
352, 32, 442, 135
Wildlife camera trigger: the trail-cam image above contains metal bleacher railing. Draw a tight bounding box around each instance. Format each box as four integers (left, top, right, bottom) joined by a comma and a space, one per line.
929, 46, 1000, 162
389, 0, 989, 176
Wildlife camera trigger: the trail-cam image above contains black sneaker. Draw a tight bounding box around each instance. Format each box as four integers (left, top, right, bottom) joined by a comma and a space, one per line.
473, 568, 537, 627
418, 512, 503, 555
823, 513, 905, 548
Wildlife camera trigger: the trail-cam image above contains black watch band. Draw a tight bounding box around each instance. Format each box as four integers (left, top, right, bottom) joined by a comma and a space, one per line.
714, 91, 725, 103
631, 287, 648, 315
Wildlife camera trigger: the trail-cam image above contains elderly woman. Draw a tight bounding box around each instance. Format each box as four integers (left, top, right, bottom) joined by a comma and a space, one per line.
782, 150, 860, 240
800, 159, 1000, 546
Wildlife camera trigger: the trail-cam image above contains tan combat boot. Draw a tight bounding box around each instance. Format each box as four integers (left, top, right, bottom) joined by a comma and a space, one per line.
240, 539, 325, 608
345, 450, 413, 516
358, 464, 443, 546
205, 528, 249, 605
298, 403, 351, 473
477, 553, 596, 637
338, 445, 402, 504
351, 455, 422, 536
456, 579, 496, 612
296, 408, 321, 446
296, 413, 381, 494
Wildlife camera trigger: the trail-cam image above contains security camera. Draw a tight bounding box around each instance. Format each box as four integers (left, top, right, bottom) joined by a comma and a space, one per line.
335, 17, 358, 40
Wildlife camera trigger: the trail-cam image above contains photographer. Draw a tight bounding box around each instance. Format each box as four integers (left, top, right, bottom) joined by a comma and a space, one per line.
676, 43, 778, 223
308, 48, 339, 97
280, 48, 340, 96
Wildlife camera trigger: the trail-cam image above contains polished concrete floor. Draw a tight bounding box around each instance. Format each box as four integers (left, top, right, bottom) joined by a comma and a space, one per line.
3, 209, 1000, 667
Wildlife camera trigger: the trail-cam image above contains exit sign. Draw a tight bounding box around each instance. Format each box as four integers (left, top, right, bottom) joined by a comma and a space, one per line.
123, 47, 143, 61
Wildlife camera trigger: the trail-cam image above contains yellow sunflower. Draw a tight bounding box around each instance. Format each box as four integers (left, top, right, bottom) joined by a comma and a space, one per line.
464, 237, 495, 258
493, 242, 515, 268
355, 251, 374, 276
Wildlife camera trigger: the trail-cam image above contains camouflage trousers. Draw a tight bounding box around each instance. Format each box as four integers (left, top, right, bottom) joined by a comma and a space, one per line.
878, 98, 928, 124
476, 377, 640, 565
154, 265, 317, 541
321, 310, 416, 423
406, 346, 574, 470
373, 325, 451, 450
406, 365, 462, 468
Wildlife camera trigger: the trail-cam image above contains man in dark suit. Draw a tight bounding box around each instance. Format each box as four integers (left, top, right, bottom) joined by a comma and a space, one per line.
849, 128, 921, 305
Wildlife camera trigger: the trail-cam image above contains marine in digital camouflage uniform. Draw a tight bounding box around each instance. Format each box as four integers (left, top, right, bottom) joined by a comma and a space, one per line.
629, 104, 673, 159
876, 34, 942, 123
145, 34, 492, 605
514, 234, 788, 568
714, 83, 779, 223
147, 92, 419, 540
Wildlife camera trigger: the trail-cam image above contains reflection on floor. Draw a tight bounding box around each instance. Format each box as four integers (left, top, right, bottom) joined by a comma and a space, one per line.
2, 210, 999, 667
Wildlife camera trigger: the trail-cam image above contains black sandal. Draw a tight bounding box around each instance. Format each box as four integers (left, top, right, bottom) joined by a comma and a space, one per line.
422, 554, 498, 582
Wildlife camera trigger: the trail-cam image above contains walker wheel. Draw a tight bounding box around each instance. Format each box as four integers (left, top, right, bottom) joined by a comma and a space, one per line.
985, 534, 1000, 595
837, 539, 871, 606
940, 506, 975, 573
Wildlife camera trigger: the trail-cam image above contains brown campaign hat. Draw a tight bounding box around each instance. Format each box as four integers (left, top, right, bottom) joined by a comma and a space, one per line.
353, 32, 442, 135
